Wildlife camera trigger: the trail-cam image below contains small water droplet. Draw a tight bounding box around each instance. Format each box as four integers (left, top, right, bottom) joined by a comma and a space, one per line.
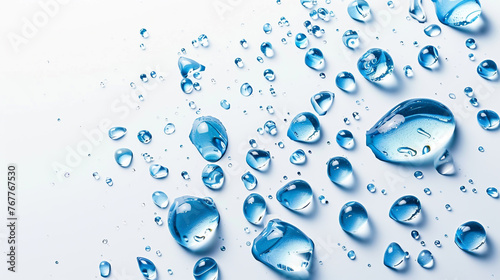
477, 59, 498, 80
347, 0, 371, 22
418, 45, 439, 69
342, 30, 359, 49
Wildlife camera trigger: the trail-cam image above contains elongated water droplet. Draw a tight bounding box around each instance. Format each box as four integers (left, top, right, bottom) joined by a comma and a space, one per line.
412, 230, 420, 240
108, 127, 127, 140
99, 261, 111, 277
389, 195, 421, 222
189, 116, 228, 162
137, 257, 157, 280
301, 0, 317, 9
357, 48, 394, 82
455, 221, 486, 252
242, 171, 258, 190
193, 257, 219, 280
409, 0, 426, 23
152, 191, 169, 209
181, 78, 194, 94
243, 193, 267, 224
201, 164, 224, 190
246, 149, 271, 172
114, 148, 133, 168
287, 112, 321, 143
384, 242, 406, 268
305, 48, 325, 70
276, 180, 313, 211
347, 0, 371, 22
339, 201, 368, 233
311, 91, 334, 115
149, 164, 169, 179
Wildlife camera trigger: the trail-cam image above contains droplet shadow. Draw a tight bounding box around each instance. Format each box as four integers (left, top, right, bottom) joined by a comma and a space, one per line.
333, 172, 358, 192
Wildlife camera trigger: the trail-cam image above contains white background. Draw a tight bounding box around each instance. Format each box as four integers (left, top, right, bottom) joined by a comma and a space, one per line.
1, 0, 500, 279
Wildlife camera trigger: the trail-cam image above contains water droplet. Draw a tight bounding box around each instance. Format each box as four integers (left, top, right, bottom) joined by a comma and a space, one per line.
114, 148, 133, 168
336, 72, 356, 92
246, 149, 271, 172
460, 185, 467, 192
305, 48, 325, 70
168, 269, 173, 275
243, 193, 267, 224
193, 257, 218, 280
295, 33, 309, 49
404, 65, 414, 78
390, 195, 421, 222
347, 250, 356, 260
263, 23, 272, 34
137, 130, 152, 144
384, 242, 406, 268
487, 187, 499, 198
287, 112, 321, 143
478, 146, 484, 152
342, 30, 359, 49
140, 28, 149, 38
151, 191, 169, 209
137, 257, 157, 280
252, 219, 314, 273
290, 149, 307, 165
387, 0, 394, 8
409, 0, 426, 22
249, 139, 258, 148
168, 196, 220, 250
198, 34, 209, 47
477, 59, 498, 80
242, 171, 258, 190
149, 164, 168, 179
414, 171, 424, 179
164, 123, 176, 135
264, 120, 278, 136
181, 78, 194, 94
367, 183, 376, 193
433, 0, 481, 26
311, 91, 334, 115
178, 57, 206, 78
466, 38, 476, 49
417, 250, 434, 268
327, 156, 353, 184
412, 230, 420, 240
260, 42, 274, 58
357, 48, 394, 82
424, 188, 432, 195
418, 45, 439, 69
445, 204, 452, 211
434, 149, 456, 175
264, 69, 275, 81
464, 86, 474, 97
155, 216, 163, 226
92, 172, 100, 180
366, 99, 455, 163
347, 0, 371, 22
181, 171, 190, 180
108, 127, 127, 140
277, 180, 313, 211
301, 0, 317, 9
240, 39, 248, 48
266, 105, 275, 114
145, 246, 151, 252
235, 57, 244, 68
336, 130, 355, 149
469, 97, 479, 107
189, 116, 228, 162
202, 164, 224, 190
339, 201, 368, 233
455, 221, 486, 252
99, 261, 111, 277
105, 177, 113, 186
424, 24, 441, 37
318, 195, 328, 204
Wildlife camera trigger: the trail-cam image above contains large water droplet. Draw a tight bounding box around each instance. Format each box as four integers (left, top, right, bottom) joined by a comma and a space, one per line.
311, 91, 334, 115
336, 72, 356, 92
418, 45, 439, 69
417, 250, 434, 268
339, 201, 368, 233
357, 48, 394, 82
433, 0, 481, 26
477, 59, 498, 80
178, 57, 206, 78
455, 221, 486, 252
242, 171, 258, 190
342, 30, 359, 49
99, 261, 111, 278
149, 164, 169, 179
246, 149, 271, 172
305, 48, 325, 70
477, 110, 500, 130
193, 257, 218, 280
114, 148, 133, 167
347, 0, 371, 22
261, 42, 274, 58
276, 180, 313, 211
243, 193, 267, 224
327, 156, 353, 184
434, 149, 456, 175
152, 191, 169, 209
409, 0, 427, 22
201, 164, 224, 190
287, 112, 321, 143
295, 33, 309, 49
137, 257, 157, 280
108, 127, 127, 140
168, 196, 220, 250
384, 242, 406, 268
240, 83, 253, 97
189, 116, 228, 162
389, 195, 421, 222
252, 219, 314, 273
336, 130, 355, 149
366, 98, 455, 163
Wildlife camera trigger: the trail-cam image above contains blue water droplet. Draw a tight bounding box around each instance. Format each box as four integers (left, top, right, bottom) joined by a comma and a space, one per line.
108, 127, 127, 140
357, 48, 394, 82
240, 39, 248, 48
149, 164, 169, 179
92, 172, 100, 180
347, 250, 356, 260
336, 71, 356, 92
263, 23, 272, 34
181, 78, 194, 94
155, 216, 163, 226
327, 156, 353, 184
243, 193, 267, 224
336, 130, 355, 149
290, 149, 307, 165
414, 171, 424, 179
137, 257, 157, 280
367, 183, 376, 193
466, 38, 476, 49
252, 219, 314, 273
305, 48, 325, 70
295, 33, 309, 49
240, 83, 253, 97
105, 177, 113, 186
412, 230, 420, 240
189, 116, 228, 162
234, 57, 244, 68
152, 191, 169, 209
198, 34, 209, 47
220, 99, 230, 110
276, 180, 313, 211
301, 0, 317, 9
202, 164, 224, 190
311, 91, 334, 115
114, 148, 133, 168
424, 24, 441, 37
389, 195, 421, 222
384, 242, 406, 268
178, 57, 206, 78
424, 188, 431, 195
342, 30, 359, 49
433, 0, 481, 26
318, 8, 331, 21
309, 9, 318, 20
168, 196, 220, 250
339, 201, 368, 233
347, 0, 371, 21
242, 171, 258, 190
164, 123, 176, 135
469, 97, 479, 107
455, 221, 486, 252
287, 112, 321, 143
264, 120, 278, 136
99, 261, 111, 277
403, 65, 414, 78
140, 28, 149, 38
477, 59, 498, 80
264, 69, 275, 81
417, 250, 434, 268
434, 149, 456, 175
418, 45, 439, 69
487, 187, 499, 198
260, 42, 274, 58
193, 257, 219, 280
366, 98, 455, 163
181, 171, 190, 180
246, 149, 271, 172
140, 74, 148, 83
318, 195, 328, 204
137, 130, 152, 144
409, 0, 427, 22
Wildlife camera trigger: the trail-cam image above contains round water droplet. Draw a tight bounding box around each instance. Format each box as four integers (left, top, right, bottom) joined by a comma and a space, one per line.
464, 86, 474, 97
263, 69, 275, 81
367, 183, 376, 193
164, 123, 176, 135
487, 187, 499, 198
305, 48, 325, 70
198, 34, 209, 47
347, 0, 371, 22
99, 261, 111, 277
242, 171, 258, 190
201, 164, 224, 190
264, 120, 278, 136
149, 164, 169, 179
287, 112, 321, 143
234, 57, 244, 68
295, 33, 309, 49
384, 242, 405, 268
152, 191, 169, 209
339, 201, 368, 233
357, 48, 394, 82
318, 195, 328, 204
455, 221, 486, 252
348, 250, 356, 260
477, 59, 498, 80
417, 250, 434, 268
263, 23, 272, 34
137, 130, 152, 144
418, 45, 439, 69
140, 28, 149, 38
342, 30, 359, 49
477, 110, 499, 130
243, 193, 267, 224
424, 188, 431, 195
155, 216, 163, 226
220, 99, 230, 110
246, 149, 271, 172
327, 156, 353, 184
336, 72, 356, 92
311, 91, 334, 115
389, 195, 421, 222
403, 65, 414, 78
109, 127, 127, 140
414, 171, 423, 179
181, 78, 194, 94
276, 180, 313, 211
114, 148, 133, 168
240, 39, 248, 48
260, 42, 274, 58
290, 149, 307, 165
424, 24, 441, 37
193, 257, 218, 280
466, 38, 476, 49
336, 130, 355, 149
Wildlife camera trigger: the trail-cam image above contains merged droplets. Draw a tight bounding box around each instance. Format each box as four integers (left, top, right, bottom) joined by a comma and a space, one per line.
243, 193, 267, 224
418, 46, 439, 69
168, 196, 220, 250
383, 242, 406, 268
347, 0, 371, 22
477, 59, 498, 80
409, 0, 427, 22
327, 156, 353, 184
152, 191, 169, 209
193, 257, 218, 280
336, 130, 355, 149
433, 0, 481, 26
240, 83, 253, 97
295, 33, 309, 49
305, 48, 325, 70
189, 116, 228, 162
389, 195, 421, 222
310, 91, 334, 115
252, 219, 314, 273
114, 148, 133, 168
99, 261, 111, 278
455, 221, 486, 252
242, 171, 258, 190
260, 42, 274, 58
246, 149, 271, 172
276, 180, 313, 211
201, 164, 224, 190
137, 257, 157, 280
417, 250, 434, 268
336, 72, 356, 92
108, 127, 127, 140
339, 201, 368, 233
290, 149, 307, 165
342, 30, 359, 49
287, 112, 321, 143
357, 48, 394, 82
149, 164, 169, 179
424, 24, 441, 37
178, 57, 206, 78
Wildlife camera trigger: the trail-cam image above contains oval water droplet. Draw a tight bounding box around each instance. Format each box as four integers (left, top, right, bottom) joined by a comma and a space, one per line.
264, 120, 278, 136
455, 221, 486, 252
137, 257, 157, 280
347, 0, 371, 22
201, 164, 224, 190
295, 33, 309, 49
137, 130, 152, 144
99, 261, 111, 278
357, 48, 394, 82
336, 130, 355, 149
149, 164, 169, 179
276, 180, 313, 211
418, 45, 439, 69
403, 65, 414, 78
242, 171, 258, 190
264, 69, 275, 81
108, 127, 127, 140
487, 187, 499, 198
305, 48, 325, 70
342, 30, 359, 49
164, 123, 176, 135
477, 59, 498, 80
424, 24, 441, 37
243, 193, 267, 224
335, 72, 356, 92
311, 91, 334, 115
246, 149, 271, 172
417, 250, 434, 268
260, 42, 274, 58
290, 149, 307, 165
389, 195, 421, 222
114, 148, 133, 168
240, 83, 253, 97
339, 201, 368, 233
193, 257, 219, 280
384, 242, 406, 268
181, 78, 194, 94
327, 156, 353, 184
263, 23, 272, 34
412, 230, 420, 240
152, 191, 169, 209
287, 112, 321, 143
189, 116, 228, 162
